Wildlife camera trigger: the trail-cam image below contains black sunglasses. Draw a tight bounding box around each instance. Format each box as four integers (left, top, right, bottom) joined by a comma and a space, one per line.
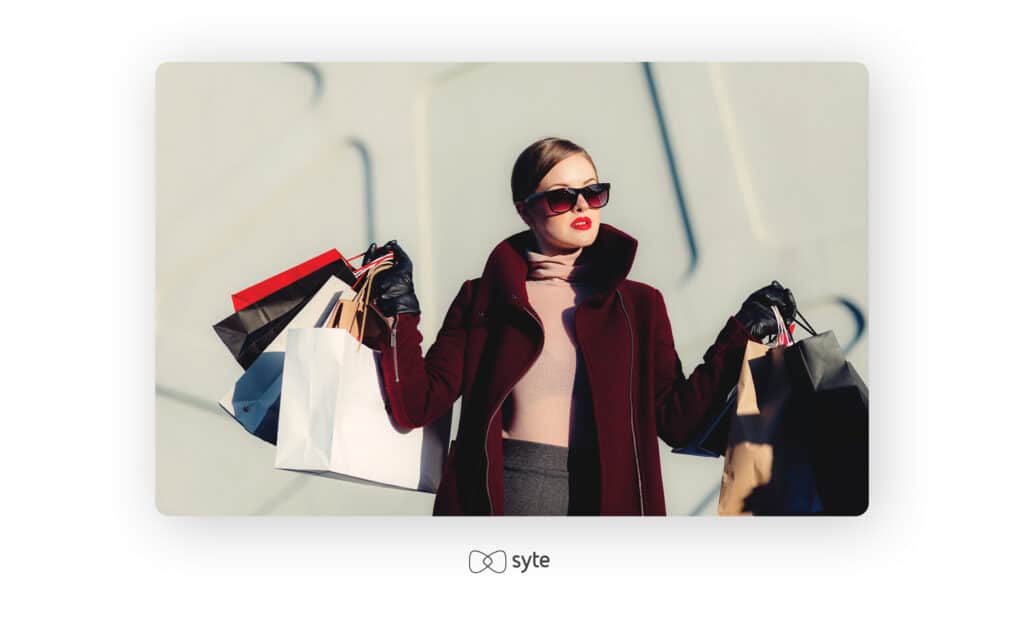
516, 182, 611, 216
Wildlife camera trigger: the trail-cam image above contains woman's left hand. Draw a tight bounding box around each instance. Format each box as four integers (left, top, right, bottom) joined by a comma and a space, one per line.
361, 240, 421, 316
735, 280, 797, 340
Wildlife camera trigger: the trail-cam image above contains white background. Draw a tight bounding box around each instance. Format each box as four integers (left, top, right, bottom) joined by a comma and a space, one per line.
2, 0, 1021, 621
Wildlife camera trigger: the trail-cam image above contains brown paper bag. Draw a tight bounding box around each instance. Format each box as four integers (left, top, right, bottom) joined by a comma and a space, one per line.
718, 341, 793, 515
323, 261, 391, 348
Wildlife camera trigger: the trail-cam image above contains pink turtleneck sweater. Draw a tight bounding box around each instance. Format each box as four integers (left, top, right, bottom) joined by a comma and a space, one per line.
500, 247, 599, 449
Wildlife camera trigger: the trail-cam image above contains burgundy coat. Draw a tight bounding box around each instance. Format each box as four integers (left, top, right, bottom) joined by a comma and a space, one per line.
375, 223, 753, 515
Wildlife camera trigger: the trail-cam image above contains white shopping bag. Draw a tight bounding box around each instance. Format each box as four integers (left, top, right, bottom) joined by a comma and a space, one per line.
274, 266, 450, 493
219, 276, 354, 438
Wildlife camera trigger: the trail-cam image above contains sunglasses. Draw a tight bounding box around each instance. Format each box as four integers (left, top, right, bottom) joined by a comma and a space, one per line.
516, 182, 611, 216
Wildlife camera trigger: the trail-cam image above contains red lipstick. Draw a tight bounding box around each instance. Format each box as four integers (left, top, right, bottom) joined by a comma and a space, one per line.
571, 216, 592, 230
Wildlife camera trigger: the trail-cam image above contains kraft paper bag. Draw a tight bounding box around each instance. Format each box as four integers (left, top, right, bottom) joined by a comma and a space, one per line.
718, 340, 773, 515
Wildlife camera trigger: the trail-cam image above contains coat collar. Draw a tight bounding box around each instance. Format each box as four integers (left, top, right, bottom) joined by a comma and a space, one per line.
480, 223, 639, 308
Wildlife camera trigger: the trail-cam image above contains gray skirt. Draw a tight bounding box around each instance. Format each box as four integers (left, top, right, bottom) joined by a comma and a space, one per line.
502, 438, 600, 515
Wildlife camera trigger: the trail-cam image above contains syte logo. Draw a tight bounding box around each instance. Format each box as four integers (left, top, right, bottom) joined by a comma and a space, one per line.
468, 549, 551, 574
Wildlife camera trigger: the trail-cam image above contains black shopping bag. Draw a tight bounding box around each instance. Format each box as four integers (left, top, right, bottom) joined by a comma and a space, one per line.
213, 259, 356, 369
783, 331, 869, 515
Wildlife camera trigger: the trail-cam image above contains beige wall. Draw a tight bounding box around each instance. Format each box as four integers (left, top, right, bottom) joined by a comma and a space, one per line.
156, 62, 867, 515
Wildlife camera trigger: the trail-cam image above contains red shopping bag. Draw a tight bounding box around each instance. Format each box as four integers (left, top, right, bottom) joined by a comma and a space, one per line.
231, 249, 356, 311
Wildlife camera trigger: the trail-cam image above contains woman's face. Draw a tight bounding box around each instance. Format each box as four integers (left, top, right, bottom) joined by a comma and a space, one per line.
517, 152, 602, 255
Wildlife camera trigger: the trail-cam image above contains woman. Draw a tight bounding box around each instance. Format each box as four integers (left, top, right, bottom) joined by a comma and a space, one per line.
362, 137, 796, 516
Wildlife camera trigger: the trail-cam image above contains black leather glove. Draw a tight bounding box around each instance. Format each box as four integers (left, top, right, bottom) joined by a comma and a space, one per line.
361, 240, 421, 316
735, 280, 798, 341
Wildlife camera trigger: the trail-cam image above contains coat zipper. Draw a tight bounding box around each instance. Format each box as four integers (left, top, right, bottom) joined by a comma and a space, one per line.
616, 290, 644, 515
391, 314, 399, 383
483, 303, 543, 514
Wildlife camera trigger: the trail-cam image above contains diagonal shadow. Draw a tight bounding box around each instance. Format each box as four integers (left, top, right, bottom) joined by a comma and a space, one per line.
641, 62, 699, 282
157, 382, 316, 514
155, 384, 229, 418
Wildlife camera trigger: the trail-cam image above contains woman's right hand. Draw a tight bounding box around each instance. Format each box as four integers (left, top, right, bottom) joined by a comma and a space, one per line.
735, 280, 797, 341
362, 240, 421, 317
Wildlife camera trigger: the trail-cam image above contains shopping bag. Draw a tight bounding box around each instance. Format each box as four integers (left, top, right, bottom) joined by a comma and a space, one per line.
274, 262, 450, 493
718, 307, 824, 515
785, 331, 869, 515
230, 249, 355, 312
212, 257, 358, 369
218, 276, 354, 444
718, 340, 784, 514
673, 317, 797, 458
718, 305, 868, 515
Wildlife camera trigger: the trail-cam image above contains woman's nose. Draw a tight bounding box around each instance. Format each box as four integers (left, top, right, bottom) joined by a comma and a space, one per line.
573, 193, 589, 212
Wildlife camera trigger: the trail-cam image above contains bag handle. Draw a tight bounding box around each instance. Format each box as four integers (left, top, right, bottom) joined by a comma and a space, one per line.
328, 258, 394, 350
770, 305, 819, 341
347, 250, 395, 290
771, 305, 794, 346
354, 259, 392, 345
792, 307, 817, 336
